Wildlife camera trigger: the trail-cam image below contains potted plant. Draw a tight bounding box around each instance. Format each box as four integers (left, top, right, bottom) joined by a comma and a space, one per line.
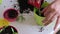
34, 1, 49, 26
0, 26, 18, 34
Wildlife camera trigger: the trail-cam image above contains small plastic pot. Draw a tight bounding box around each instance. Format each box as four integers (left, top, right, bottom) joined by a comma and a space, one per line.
34, 1, 49, 26
34, 8, 45, 26
3, 8, 19, 22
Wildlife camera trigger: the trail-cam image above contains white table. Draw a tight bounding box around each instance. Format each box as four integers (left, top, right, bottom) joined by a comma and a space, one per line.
10, 13, 57, 34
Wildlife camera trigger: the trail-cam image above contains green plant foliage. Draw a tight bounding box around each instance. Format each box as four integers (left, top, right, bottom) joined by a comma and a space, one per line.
0, 0, 2, 4
41, 1, 49, 9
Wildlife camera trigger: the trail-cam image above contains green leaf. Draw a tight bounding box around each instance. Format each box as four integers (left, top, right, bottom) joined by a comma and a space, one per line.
0, 0, 2, 4
41, 1, 49, 8
13, 32, 18, 34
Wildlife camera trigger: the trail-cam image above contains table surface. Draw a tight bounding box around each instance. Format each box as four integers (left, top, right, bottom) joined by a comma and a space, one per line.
10, 12, 57, 34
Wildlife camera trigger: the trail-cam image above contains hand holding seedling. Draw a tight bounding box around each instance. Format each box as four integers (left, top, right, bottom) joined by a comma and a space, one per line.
42, 0, 60, 30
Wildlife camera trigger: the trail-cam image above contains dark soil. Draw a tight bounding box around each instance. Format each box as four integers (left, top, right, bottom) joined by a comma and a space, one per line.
36, 8, 44, 17
8, 9, 18, 19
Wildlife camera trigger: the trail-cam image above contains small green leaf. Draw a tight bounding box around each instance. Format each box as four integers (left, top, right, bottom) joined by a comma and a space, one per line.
16, 15, 25, 22
0, 0, 2, 4
13, 32, 18, 34
41, 1, 49, 8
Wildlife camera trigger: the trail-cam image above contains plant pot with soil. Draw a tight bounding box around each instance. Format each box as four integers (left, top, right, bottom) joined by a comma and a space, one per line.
3, 8, 19, 22
34, 1, 49, 26
0, 26, 18, 34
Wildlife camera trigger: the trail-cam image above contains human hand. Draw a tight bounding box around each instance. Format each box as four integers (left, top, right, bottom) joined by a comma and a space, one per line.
42, 0, 60, 30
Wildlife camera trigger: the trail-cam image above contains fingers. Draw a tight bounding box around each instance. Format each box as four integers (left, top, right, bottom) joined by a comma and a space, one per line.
54, 16, 60, 34
44, 8, 55, 17
41, 1, 57, 26
54, 16, 60, 30
41, 5, 50, 16
42, 12, 57, 26
54, 28, 60, 34
42, 1, 56, 17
